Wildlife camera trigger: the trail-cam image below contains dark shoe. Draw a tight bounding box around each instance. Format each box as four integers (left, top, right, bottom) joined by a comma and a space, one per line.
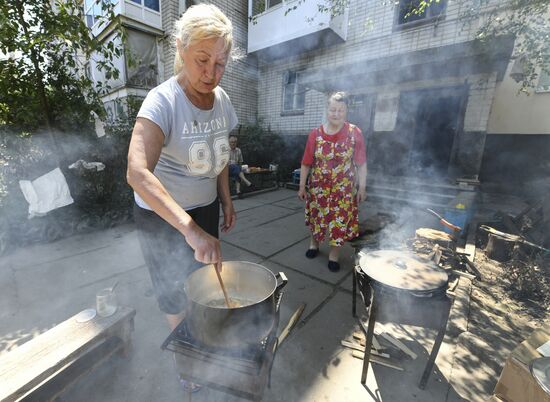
305, 248, 319, 259
328, 260, 340, 272
237, 192, 243, 199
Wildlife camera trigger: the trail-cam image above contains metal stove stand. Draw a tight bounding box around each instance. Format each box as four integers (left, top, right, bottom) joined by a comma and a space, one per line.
161, 317, 279, 402
352, 259, 453, 389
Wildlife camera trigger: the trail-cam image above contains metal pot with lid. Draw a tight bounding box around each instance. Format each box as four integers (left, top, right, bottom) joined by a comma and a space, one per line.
357, 249, 449, 297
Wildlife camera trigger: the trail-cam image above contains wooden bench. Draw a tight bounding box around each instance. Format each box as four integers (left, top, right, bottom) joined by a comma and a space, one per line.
247, 168, 278, 189
0, 306, 136, 402
230, 168, 278, 197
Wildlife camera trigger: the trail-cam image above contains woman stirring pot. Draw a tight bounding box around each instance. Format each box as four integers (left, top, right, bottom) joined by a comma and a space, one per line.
127, 4, 238, 394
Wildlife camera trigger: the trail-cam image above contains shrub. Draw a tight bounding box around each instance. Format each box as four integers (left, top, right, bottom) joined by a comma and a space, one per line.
238, 121, 307, 183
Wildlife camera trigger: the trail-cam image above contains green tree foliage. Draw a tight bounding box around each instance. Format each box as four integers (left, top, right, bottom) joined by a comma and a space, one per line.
0, 0, 124, 131
463, 0, 550, 93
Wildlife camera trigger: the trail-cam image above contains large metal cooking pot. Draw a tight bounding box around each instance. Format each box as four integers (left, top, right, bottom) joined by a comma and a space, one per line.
183, 261, 287, 349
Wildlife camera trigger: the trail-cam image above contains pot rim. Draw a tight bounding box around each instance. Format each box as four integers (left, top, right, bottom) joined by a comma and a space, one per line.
183, 261, 278, 309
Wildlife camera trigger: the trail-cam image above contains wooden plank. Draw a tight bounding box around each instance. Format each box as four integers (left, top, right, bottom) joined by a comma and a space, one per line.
452, 269, 476, 281
340, 340, 390, 358
23, 337, 123, 402
371, 335, 381, 351
0, 307, 135, 402
353, 330, 382, 351
351, 351, 404, 371
379, 333, 418, 360
277, 303, 306, 346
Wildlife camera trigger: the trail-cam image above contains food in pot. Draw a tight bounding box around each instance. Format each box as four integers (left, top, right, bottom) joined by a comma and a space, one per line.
205, 297, 254, 308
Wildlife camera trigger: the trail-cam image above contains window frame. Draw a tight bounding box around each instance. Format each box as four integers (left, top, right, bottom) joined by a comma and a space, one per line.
251, 0, 284, 17
84, 0, 103, 29
281, 70, 306, 116
536, 67, 550, 93
394, 0, 447, 31
124, 28, 159, 90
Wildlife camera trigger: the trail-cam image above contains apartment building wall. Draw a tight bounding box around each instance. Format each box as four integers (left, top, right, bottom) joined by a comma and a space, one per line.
251, 0, 515, 180
159, 0, 258, 127
480, 61, 550, 189
256, 0, 490, 133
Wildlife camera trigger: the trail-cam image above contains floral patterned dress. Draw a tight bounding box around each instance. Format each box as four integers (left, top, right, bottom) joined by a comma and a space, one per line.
304, 123, 364, 246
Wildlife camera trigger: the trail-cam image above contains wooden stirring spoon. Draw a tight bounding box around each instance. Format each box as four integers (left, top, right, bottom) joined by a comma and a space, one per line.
214, 262, 232, 308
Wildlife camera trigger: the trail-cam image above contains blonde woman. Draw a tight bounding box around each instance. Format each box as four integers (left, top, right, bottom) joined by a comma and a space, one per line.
127, 4, 238, 393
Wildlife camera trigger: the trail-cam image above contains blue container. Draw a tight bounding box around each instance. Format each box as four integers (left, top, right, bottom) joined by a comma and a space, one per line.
292, 169, 301, 184
443, 208, 469, 235
443, 191, 477, 235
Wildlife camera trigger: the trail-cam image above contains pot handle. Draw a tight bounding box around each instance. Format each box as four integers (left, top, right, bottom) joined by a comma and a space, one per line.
275, 272, 288, 294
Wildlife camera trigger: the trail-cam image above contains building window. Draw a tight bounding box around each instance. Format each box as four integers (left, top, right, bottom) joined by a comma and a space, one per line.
125, 29, 159, 89
130, 0, 160, 12
537, 67, 550, 93
84, 0, 103, 28
282, 71, 306, 114
396, 0, 447, 27
252, 0, 283, 16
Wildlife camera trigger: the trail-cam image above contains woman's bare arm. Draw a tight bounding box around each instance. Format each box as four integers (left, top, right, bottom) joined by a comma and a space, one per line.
298, 164, 311, 201
127, 117, 221, 264
356, 162, 367, 203
217, 165, 236, 232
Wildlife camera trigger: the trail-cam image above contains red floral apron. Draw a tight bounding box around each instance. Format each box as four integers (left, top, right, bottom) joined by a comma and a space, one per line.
305, 125, 359, 246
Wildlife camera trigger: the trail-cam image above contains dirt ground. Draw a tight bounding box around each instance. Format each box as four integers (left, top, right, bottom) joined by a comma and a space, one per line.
452, 245, 550, 401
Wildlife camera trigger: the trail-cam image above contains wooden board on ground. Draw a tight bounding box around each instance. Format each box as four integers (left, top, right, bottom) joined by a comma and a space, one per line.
379, 332, 418, 360
0, 306, 136, 402
277, 303, 306, 347
340, 340, 390, 358
351, 351, 404, 371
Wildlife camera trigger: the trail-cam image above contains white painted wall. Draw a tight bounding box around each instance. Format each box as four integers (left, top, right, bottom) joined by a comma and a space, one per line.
488, 62, 550, 134
248, 0, 348, 53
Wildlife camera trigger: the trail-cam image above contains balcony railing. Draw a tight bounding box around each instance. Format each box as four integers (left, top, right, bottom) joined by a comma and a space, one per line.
85, 0, 161, 36
248, 0, 348, 59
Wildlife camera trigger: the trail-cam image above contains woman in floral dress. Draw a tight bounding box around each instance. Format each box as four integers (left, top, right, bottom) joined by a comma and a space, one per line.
298, 92, 367, 272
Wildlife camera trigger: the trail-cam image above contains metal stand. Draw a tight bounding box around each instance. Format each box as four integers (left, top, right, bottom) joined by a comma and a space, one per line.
354, 266, 452, 389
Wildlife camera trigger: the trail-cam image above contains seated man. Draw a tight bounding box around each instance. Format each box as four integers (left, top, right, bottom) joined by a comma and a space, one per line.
228, 135, 252, 196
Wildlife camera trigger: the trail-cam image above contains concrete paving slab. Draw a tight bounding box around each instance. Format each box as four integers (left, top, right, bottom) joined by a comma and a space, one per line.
272, 195, 304, 211
242, 188, 296, 204
260, 260, 334, 335
0, 190, 471, 402
222, 212, 309, 258
220, 241, 265, 264
9, 231, 144, 308
263, 291, 459, 402
225, 204, 296, 235
1, 223, 136, 270
230, 197, 267, 212
270, 238, 354, 285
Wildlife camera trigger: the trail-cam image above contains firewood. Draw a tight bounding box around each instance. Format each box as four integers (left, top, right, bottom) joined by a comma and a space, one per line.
379, 333, 417, 360
351, 351, 404, 371
340, 340, 390, 358
277, 303, 306, 346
